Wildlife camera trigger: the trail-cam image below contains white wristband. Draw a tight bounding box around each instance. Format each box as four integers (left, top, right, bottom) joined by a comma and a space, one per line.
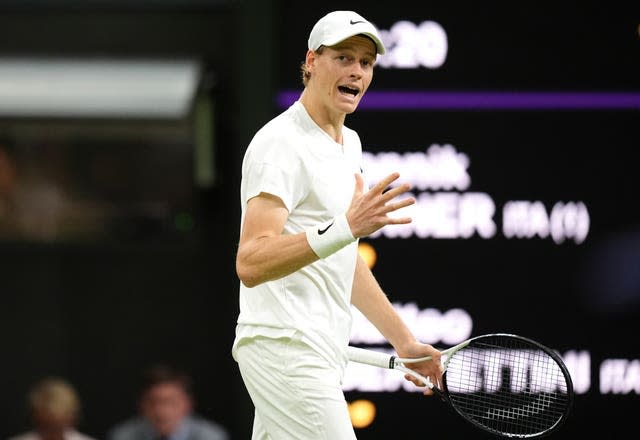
305, 214, 356, 259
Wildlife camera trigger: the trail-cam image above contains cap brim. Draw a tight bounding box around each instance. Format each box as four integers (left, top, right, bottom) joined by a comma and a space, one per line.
323, 32, 386, 55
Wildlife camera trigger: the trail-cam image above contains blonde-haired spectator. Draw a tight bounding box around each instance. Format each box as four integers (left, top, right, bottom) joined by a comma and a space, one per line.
8, 377, 98, 440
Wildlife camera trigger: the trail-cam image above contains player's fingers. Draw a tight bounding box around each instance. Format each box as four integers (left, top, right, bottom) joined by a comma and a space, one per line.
382, 196, 415, 214
404, 373, 435, 396
386, 217, 412, 225
371, 172, 400, 194
404, 373, 423, 387
380, 182, 411, 201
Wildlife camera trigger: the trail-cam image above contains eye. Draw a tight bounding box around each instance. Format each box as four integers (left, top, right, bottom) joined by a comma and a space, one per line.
361, 59, 375, 69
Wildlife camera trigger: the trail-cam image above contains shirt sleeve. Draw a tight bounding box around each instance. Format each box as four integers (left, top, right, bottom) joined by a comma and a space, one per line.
241, 132, 307, 213
243, 161, 298, 212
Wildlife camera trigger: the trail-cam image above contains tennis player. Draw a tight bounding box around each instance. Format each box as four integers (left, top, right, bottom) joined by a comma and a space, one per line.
232, 10, 443, 439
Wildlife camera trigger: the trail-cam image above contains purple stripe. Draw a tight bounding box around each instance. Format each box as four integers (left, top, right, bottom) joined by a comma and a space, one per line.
276, 90, 640, 110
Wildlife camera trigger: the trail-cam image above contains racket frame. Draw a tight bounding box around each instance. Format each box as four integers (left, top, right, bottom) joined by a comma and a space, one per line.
346, 333, 575, 438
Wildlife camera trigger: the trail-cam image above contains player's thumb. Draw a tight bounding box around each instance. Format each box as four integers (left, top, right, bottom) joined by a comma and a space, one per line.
352, 173, 364, 200
353, 173, 364, 196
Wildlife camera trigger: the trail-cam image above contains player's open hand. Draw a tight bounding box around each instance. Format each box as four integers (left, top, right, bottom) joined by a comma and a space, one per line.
346, 172, 415, 238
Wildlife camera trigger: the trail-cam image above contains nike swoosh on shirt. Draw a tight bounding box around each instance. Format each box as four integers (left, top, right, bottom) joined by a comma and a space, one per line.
318, 220, 335, 235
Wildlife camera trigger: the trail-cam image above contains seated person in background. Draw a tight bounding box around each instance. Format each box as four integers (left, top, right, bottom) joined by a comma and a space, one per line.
107, 364, 229, 440
8, 377, 97, 440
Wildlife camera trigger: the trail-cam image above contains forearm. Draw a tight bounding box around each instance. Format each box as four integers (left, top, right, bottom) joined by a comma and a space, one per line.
236, 232, 318, 287
350, 255, 417, 354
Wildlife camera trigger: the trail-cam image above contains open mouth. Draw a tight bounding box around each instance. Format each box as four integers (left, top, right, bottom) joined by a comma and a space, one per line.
338, 85, 360, 97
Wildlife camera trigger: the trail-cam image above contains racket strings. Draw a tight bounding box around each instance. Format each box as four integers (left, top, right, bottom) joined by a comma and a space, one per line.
444, 337, 571, 436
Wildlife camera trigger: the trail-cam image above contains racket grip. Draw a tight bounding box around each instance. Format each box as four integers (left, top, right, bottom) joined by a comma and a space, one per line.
347, 346, 394, 369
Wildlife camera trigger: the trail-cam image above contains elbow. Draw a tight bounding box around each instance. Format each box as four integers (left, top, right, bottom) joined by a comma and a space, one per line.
236, 260, 261, 288
238, 274, 260, 289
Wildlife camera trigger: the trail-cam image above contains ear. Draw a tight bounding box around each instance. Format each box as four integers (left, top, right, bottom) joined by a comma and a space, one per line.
305, 49, 316, 71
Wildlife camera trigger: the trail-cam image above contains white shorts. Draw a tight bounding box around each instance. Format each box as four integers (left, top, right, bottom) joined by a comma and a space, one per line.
235, 334, 357, 440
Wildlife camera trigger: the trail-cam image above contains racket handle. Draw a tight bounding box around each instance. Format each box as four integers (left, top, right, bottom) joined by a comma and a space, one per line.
347, 346, 394, 369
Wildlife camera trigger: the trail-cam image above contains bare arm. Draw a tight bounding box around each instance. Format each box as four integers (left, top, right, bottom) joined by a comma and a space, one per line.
236, 171, 442, 392
351, 255, 443, 395
236, 192, 318, 287
236, 172, 414, 287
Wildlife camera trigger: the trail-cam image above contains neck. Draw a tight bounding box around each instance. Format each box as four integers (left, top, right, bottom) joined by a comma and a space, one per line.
299, 89, 345, 144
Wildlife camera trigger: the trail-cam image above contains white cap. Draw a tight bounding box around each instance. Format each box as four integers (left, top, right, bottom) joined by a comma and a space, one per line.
307, 11, 386, 55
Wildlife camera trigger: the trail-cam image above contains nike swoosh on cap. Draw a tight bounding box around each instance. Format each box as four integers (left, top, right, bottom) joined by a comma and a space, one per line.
350, 20, 366, 25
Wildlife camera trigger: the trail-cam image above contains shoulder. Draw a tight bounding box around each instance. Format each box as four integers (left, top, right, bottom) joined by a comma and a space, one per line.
69, 431, 100, 440
7, 432, 36, 440
106, 418, 146, 440
254, 106, 302, 141
249, 104, 311, 153
188, 416, 230, 440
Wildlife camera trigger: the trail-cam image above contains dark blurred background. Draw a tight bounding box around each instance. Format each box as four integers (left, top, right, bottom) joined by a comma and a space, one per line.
0, 1, 638, 439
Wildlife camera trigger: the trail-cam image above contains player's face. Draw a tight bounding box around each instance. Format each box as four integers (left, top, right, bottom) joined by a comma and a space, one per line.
140, 382, 192, 436
313, 35, 377, 114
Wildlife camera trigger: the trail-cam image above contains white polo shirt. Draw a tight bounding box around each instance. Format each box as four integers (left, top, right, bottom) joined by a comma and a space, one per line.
232, 100, 362, 371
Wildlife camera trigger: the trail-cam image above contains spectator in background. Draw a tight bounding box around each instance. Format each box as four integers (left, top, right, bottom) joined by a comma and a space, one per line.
107, 364, 228, 440
0, 139, 18, 231
0, 137, 68, 241
7, 377, 98, 440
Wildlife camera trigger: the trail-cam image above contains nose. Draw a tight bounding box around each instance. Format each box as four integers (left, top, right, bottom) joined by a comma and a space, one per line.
350, 63, 364, 79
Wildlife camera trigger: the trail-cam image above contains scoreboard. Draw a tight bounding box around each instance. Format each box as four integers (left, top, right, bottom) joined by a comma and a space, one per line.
276, 2, 640, 438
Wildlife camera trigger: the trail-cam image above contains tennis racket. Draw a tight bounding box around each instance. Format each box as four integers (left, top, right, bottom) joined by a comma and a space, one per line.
347, 333, 574, 438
